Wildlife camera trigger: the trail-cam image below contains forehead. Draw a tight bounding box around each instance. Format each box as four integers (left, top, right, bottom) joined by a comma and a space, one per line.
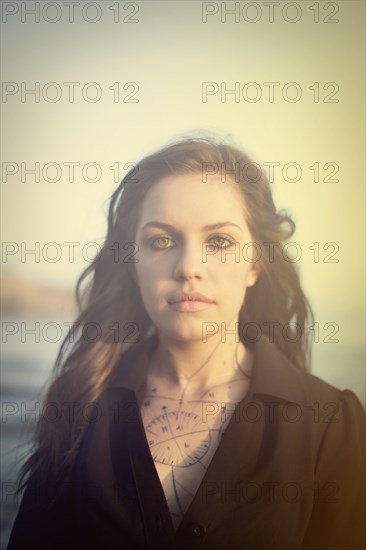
136, 173, 248, 229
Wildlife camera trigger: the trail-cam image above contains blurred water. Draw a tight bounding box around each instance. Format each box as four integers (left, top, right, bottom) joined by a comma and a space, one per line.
1, 315, 70, 550
311, 342, 365, 405
1, 314, 364, 549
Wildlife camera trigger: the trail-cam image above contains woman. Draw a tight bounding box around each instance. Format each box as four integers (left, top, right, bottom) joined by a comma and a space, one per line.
7, 136, 365, 549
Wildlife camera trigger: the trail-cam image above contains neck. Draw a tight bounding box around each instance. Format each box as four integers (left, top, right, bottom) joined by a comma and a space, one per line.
149, 331, 252, 390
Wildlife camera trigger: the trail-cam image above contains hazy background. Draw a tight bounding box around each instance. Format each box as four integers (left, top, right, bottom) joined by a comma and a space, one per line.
1, 1, 365, 547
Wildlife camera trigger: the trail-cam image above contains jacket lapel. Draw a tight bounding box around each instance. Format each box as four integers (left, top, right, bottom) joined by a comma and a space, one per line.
107, 384, 176, 548
107, 333, 308, 540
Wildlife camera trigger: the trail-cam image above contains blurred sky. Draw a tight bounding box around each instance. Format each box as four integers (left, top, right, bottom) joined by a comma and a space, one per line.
1, 1, 365, 390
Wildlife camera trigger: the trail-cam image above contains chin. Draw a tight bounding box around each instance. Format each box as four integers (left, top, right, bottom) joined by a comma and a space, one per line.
156, 321, 208, 344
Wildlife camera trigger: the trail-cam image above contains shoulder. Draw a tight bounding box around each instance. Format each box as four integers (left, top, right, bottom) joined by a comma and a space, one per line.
249, 336, 365, 445
300, 368, 365, 424
253, 336, 364, 413
306, 374, 365, 449
302, 369, 364, 409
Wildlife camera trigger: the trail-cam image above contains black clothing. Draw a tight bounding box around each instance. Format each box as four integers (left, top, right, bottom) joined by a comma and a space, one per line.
7, 334, 366, 549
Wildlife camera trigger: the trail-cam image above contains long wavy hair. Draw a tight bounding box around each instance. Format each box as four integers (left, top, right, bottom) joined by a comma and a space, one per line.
17, 134, 314, 492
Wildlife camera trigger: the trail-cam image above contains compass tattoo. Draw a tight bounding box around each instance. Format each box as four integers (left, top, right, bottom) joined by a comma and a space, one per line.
138, 341, 252, 529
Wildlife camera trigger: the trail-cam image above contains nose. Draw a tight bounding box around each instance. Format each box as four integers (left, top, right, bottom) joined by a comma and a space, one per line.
172, 241, 204, 281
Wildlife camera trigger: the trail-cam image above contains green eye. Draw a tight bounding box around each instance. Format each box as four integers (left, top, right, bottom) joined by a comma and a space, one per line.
208, 236, 236, 249
151, 236, 173, 249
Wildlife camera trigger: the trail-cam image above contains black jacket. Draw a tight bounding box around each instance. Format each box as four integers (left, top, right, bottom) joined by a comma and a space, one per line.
7, 334, 366, 550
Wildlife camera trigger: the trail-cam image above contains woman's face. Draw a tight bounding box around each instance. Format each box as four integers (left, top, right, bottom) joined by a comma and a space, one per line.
134, 173, 259, 342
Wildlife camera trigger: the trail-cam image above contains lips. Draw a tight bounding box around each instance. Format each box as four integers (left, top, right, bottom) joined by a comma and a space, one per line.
167, 291, 214, 304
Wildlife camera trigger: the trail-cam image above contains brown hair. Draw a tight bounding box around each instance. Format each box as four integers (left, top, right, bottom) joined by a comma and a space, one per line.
17, 135, 314, 491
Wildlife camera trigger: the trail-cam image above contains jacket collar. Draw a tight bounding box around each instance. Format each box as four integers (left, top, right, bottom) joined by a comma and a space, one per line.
110, 332, 308, 405
249, 334, 308, 404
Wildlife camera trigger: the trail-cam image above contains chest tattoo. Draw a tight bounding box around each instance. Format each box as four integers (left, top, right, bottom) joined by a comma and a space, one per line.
139, 377, 250, 529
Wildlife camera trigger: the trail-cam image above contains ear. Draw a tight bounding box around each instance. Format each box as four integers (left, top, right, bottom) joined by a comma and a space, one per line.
246, 262, 261, 288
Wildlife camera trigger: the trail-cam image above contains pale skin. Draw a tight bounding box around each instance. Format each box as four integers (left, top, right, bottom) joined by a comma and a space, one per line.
133, 173, 260, 529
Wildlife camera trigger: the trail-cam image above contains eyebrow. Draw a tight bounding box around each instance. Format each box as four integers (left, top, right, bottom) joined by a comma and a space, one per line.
140, 221, 243, 232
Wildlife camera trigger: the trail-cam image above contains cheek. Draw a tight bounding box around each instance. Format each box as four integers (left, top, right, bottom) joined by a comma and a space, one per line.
215, 263, 253, 308
213, 252, 251, 279
134, 262, 165, 306
137, 252, 172, 281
